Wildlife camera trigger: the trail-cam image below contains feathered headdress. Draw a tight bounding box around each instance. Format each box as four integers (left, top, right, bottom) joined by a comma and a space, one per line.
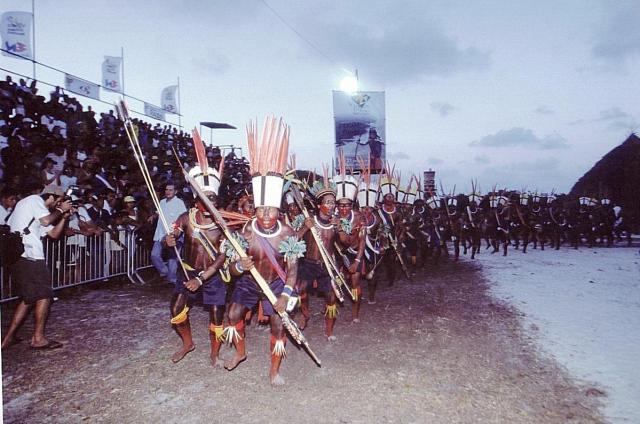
189, 128, 222, 196
332, 149, 358, 202
377, 162, 399, 202
403, 175, 419, 205
468, 179, 482, 205
308, 163, 336, 200
247, 116, 290, 208
356, 155, 379, 208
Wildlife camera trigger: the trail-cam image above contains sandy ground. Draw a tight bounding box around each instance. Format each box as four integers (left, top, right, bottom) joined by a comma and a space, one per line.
2, 259, 605, 423
479, 245, 640, 423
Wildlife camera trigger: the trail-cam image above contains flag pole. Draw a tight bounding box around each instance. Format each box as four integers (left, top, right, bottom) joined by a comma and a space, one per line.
31, 0, 36, 80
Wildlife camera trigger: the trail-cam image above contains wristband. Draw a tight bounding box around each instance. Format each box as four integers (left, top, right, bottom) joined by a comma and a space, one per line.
355, 258, 361, 263
194, 276, 204, 286
55, 207, 64, 214
235, 262, 244, 273
282, 285, 294, 298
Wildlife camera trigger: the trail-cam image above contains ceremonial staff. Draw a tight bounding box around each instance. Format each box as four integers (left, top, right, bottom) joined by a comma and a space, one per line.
182, 165, 322, 367
376, 208, 411, 280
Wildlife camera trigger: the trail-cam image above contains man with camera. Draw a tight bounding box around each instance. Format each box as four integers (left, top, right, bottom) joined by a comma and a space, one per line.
1, 186, 75, 350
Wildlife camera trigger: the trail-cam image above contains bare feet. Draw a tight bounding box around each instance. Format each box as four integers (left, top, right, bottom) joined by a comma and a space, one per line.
224, 354, 247, 371
210, 355, 224, 368
270, 373, 285, 386
171, 344, 195, 363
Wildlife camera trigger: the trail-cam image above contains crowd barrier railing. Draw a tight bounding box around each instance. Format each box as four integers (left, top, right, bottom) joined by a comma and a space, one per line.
0, 229, 153, 303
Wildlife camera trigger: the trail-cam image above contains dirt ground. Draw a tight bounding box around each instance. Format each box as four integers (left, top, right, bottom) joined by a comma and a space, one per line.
2, 259, 605, 423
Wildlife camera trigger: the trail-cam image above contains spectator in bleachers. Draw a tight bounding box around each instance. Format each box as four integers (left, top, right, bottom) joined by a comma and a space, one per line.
40, 158, 61, 192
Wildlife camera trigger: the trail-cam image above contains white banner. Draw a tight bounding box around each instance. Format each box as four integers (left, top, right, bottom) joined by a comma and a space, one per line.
102, 56, 122, 93
333, 91, 386, 173
144, 103, 166, 121
161, 85, 179, 114
1, 11, 33, 60
64, 74, 100, 100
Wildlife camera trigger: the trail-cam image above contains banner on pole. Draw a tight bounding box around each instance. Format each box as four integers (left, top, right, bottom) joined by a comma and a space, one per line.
64, 74, 100, 100
144, 103, 166, 121
1, 11, 33, 60
101, 56, 122, 93
161, 85, 179, 114
332, 91, 386, 174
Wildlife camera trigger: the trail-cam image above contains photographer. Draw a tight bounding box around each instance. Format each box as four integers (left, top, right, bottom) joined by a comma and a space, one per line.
1, 186, 74, 350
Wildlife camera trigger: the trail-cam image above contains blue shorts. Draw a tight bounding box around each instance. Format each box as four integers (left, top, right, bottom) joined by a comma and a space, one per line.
231, 275, 283, 316
297, 258, 332, 293
174, 272, 227, 306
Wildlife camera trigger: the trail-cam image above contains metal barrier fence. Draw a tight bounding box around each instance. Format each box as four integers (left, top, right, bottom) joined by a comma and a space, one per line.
1, 229, 153, 303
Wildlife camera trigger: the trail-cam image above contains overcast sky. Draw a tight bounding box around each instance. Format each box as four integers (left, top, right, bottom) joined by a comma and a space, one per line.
3, 0, 639, 194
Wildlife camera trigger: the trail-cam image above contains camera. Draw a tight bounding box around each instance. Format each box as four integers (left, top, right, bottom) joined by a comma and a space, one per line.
64, 186, 83, 207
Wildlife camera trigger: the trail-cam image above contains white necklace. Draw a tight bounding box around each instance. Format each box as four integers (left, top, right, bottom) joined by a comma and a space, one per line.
314, 215, 333, 230
251, 219, 282, 238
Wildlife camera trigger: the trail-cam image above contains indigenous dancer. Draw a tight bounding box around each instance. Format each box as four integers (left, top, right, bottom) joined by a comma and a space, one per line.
356, 161, 384, 304
377, 168, 405, 285
296, 167, 342, 340
165, 156, 231, 365
332, 153, 365, 322
400, 177, 422, 273
224, 117, 305, 386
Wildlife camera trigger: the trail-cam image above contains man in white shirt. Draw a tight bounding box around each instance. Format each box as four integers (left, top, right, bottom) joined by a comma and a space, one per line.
1, 187, 74, 350
151, 183, 186, 285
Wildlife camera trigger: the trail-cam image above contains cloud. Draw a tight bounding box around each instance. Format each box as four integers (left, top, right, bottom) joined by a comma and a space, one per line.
569, 107, 637, 131
430, 102, 455, 117
470, 127, 569, 149
301, 2, 490, 84
534, 106, 554, 115
427, 157, 443, 165
191, 51, 231, 75
591, 1, 640, 64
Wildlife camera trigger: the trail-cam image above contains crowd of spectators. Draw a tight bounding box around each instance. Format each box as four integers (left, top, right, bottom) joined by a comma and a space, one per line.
0, 74, 252, 248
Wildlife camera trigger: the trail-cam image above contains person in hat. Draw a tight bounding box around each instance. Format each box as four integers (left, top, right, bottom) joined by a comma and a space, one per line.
376, 168, 404, 286
224, 117, 304, 386
332, 151, 366, 322
295, 166, 342, 340
1, 184, 75, 350
355, 160, 385, 304
163, 130, 233, 365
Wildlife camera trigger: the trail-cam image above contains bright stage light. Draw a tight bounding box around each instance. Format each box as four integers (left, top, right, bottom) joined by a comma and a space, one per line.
339, 75, 359, 93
